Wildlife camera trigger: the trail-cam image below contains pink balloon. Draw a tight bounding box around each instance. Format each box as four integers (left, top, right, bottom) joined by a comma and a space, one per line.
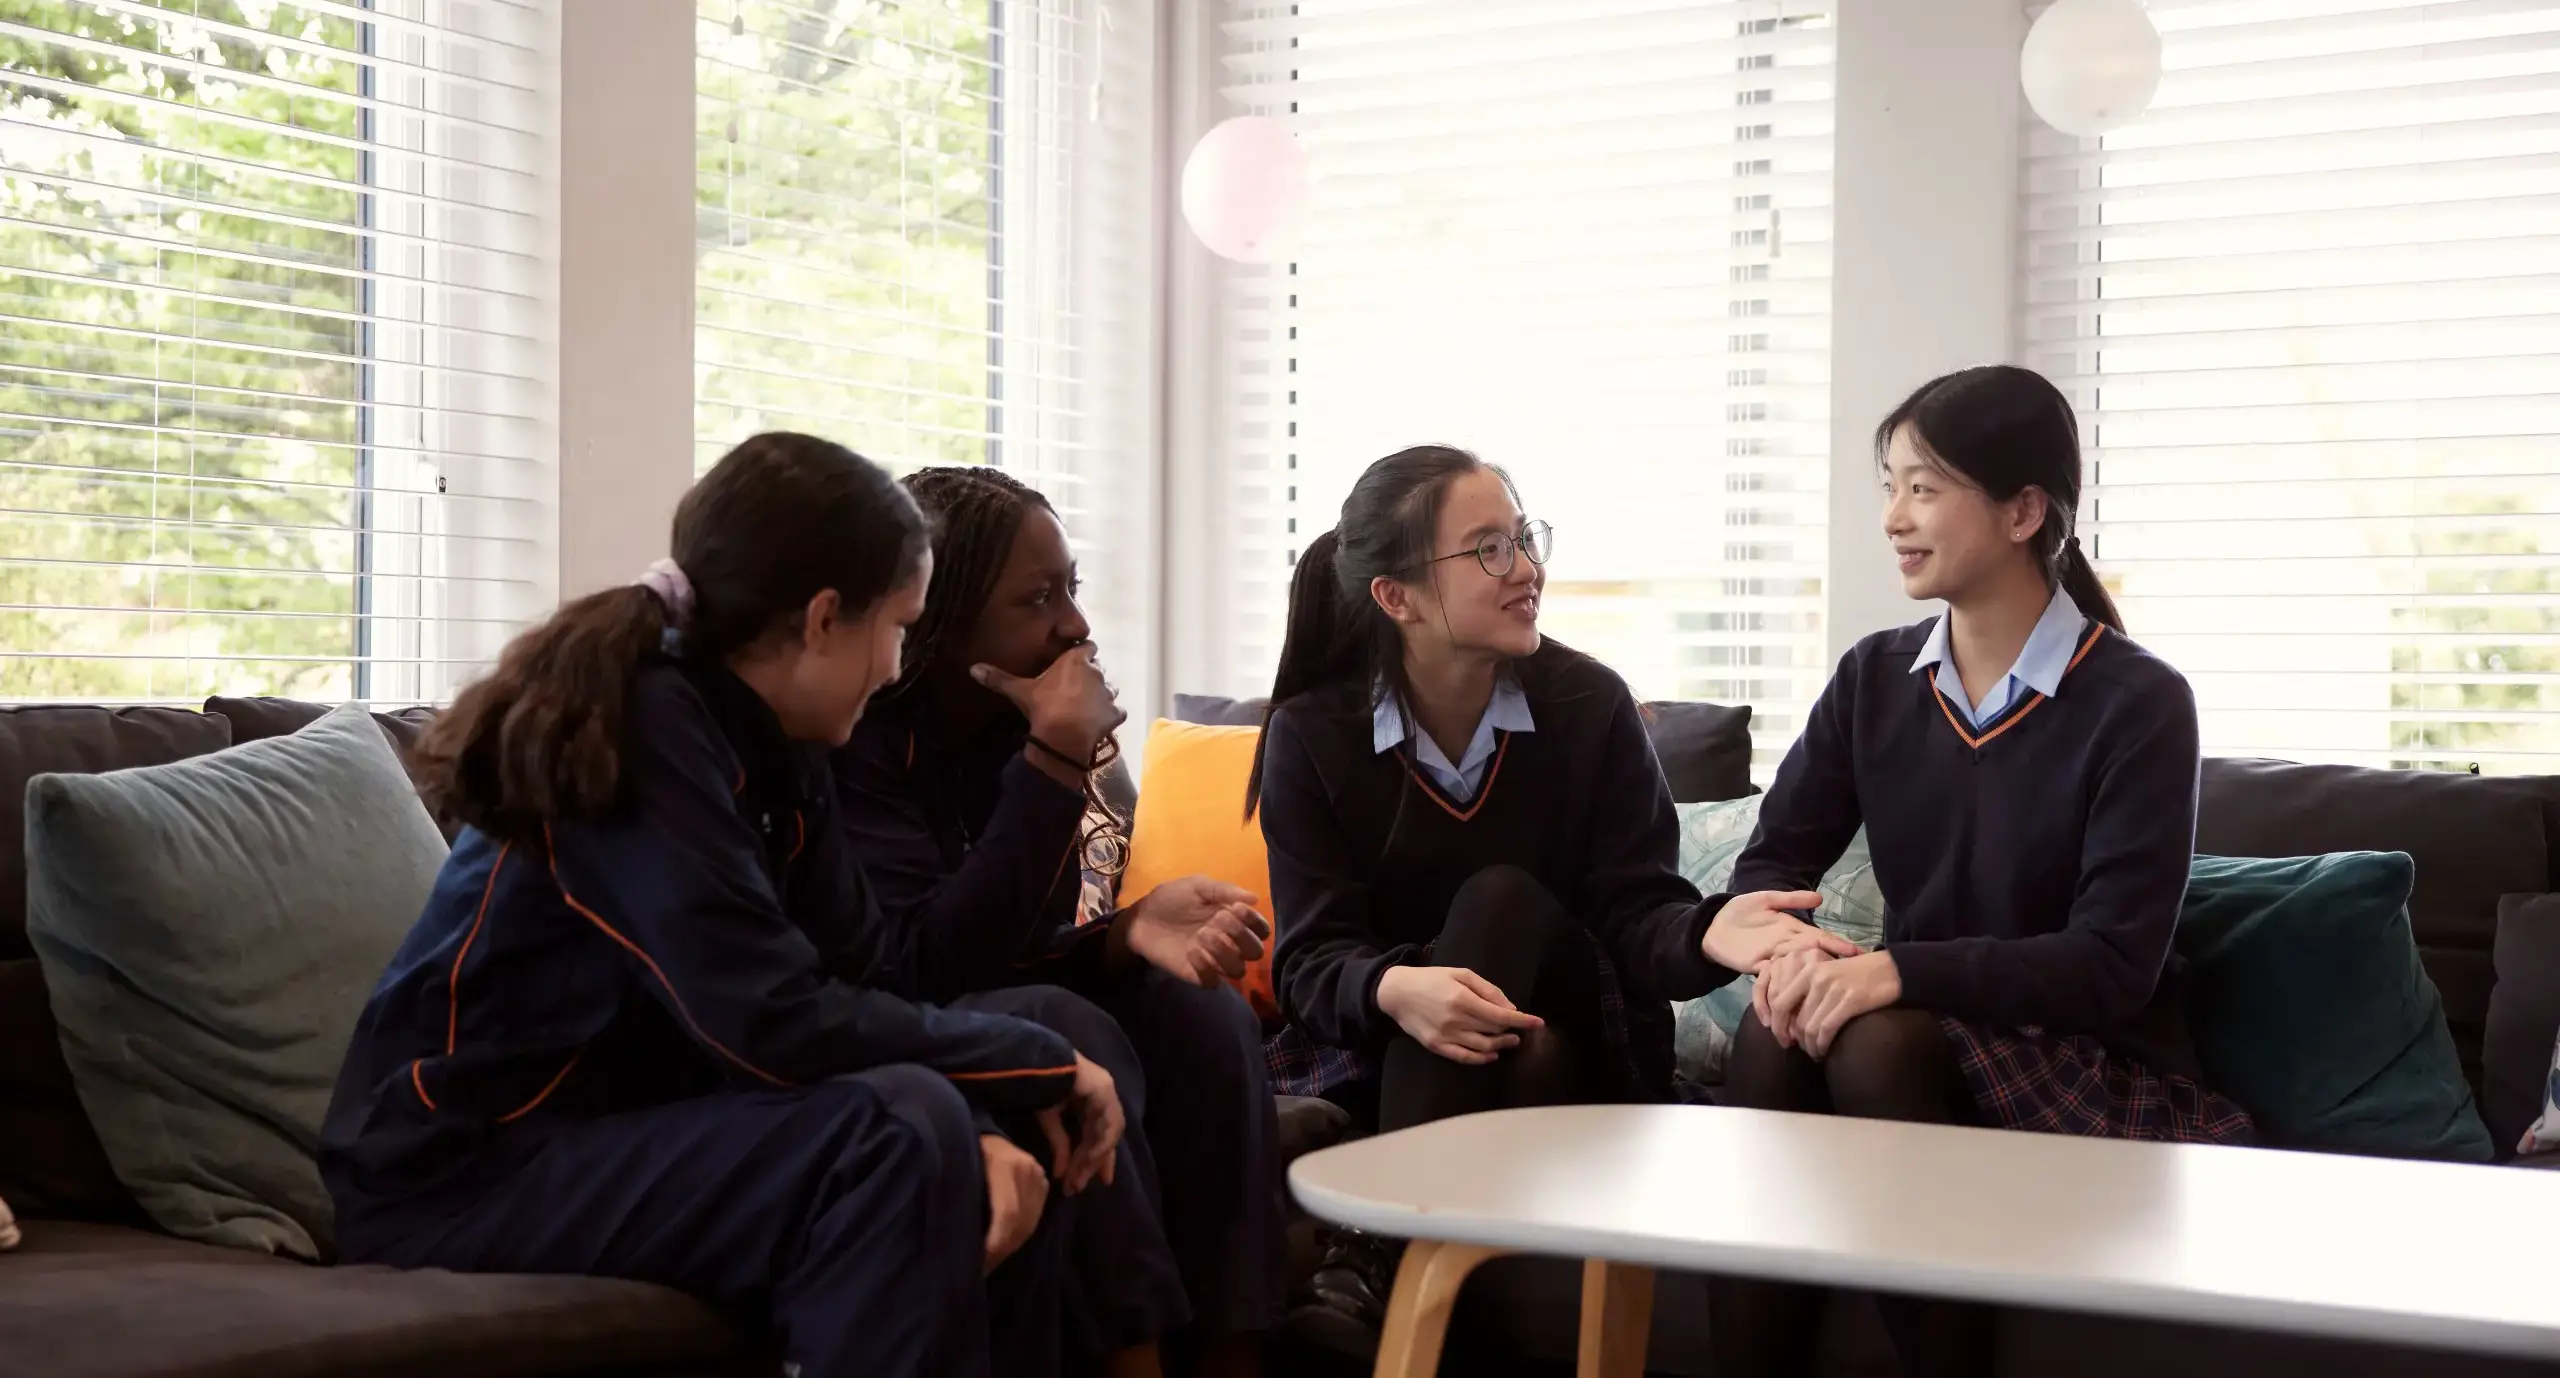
1180, 116, 1309, 264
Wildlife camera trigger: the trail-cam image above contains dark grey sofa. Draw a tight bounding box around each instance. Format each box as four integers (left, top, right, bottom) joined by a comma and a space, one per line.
8, 696, 2560, 1378
0, 702, 756, 1378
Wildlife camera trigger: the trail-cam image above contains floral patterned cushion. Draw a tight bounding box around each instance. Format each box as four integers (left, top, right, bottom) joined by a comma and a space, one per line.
1669, 795, 1886, 1082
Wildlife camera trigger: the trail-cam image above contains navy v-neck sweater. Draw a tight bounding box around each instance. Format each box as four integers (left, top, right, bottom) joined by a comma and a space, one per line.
1258, 644, 1736, 1083
1732, 618, 2205, 1077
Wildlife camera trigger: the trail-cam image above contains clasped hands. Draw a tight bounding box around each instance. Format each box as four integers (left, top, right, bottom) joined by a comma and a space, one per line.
1375, 890, 1894, 1068
1703, 890, 1897, 1061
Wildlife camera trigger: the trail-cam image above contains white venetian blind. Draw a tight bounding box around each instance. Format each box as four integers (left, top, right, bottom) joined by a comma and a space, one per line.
1205, 0, 1836, 760
2019, 0, 2560, 772
0, 0, 551, 706
695, 0, 1158, 716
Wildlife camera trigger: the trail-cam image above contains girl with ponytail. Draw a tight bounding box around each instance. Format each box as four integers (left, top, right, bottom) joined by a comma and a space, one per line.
1248, 446, 1852, 1344
322, 433, 1179, 1378
1706, 367, 2252, 1378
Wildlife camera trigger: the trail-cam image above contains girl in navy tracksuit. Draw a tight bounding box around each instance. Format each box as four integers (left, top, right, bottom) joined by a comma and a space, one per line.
1245, 446, 1852, 1340
1705, 367, 2256, 1378
832, 468, 1286, 1378
322, 434, 1186, 1378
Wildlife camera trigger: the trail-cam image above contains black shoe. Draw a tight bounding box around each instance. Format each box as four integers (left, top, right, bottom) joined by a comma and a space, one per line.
1285, 1228, 1403, 1358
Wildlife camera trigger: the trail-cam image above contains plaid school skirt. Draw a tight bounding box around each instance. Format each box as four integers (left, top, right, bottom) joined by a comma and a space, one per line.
1939, 1017, 2256, 1145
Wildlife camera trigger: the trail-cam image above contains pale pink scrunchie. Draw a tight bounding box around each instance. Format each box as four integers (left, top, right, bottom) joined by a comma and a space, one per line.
634, 557, 695, 627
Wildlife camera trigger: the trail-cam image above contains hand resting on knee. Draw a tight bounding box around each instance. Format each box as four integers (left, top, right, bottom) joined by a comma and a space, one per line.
1756, 946, 1902, 1060
980, 1134, 1049, 1272
1375, 965, 1544, 1064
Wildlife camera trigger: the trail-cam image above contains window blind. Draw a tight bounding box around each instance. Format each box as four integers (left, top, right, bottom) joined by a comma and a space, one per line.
695, 0, 1158, 717
0, 0, 551, 706
1206, 0, 1836, 762
2019, 0, 2560, 771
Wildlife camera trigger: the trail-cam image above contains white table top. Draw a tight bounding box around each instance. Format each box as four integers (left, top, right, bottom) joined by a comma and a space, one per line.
1288, 1104, 2560, 1360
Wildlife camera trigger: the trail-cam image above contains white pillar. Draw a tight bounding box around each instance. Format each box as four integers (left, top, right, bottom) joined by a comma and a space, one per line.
1825, 0, 2026, 658
554, 0, 698, 601
1157, 0, 1238, 709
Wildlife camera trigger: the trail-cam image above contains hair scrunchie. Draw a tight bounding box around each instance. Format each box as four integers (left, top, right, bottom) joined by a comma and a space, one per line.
635, 557, 696, 628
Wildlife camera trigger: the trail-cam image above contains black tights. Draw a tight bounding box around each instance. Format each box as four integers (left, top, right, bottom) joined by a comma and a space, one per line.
1708, 1007, 1993, 1378
1373, 865, 1620, 1135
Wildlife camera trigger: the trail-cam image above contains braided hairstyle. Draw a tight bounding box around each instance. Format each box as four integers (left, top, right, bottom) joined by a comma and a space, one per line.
886, 466, 1129, 877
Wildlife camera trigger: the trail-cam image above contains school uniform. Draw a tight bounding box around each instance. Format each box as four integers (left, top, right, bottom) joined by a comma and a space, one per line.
1256, 643, 1738, 1128
320, 657, 1181, 1378
832, 694, 1288, 1339
1727, 586, 2254, 1143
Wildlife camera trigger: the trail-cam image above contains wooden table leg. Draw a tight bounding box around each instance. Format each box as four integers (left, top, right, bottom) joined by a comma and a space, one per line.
1576, 1258, 1656, 1378
1372, 1240, 1509, 1378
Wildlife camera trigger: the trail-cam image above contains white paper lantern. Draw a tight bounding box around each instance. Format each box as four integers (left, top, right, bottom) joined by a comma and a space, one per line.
2021, 0, 2163, 137
1180, 116, 1309, 264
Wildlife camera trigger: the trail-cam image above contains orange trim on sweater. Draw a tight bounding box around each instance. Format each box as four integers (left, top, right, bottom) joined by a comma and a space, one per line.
409, 1060, 437, 1110
1396, 731, 1513, 823
445, 843, 512, 1055
543, 823, 792, 1089
1931, 623, 2108, 750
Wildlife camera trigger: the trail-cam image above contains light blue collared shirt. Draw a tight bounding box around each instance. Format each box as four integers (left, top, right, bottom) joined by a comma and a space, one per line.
1372, 672, 1537, 803
1911, 584, 2089, 728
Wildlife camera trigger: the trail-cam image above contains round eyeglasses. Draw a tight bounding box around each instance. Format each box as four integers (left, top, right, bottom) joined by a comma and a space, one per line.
1421, 519, 1553, 578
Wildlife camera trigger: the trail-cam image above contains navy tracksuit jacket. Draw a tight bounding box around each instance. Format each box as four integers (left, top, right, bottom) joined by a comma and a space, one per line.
320, 657, 1140, 1378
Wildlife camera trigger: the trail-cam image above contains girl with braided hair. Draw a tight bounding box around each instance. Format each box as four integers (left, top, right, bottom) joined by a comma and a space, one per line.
832, 466, 1288, 1378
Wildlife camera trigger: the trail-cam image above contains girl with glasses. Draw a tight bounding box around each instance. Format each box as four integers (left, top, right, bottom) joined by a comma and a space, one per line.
1245, 445, 1851, 1345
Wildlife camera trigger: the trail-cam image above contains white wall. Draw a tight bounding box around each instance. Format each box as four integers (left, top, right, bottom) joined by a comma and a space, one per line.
1155, 0, 1239, 718
1824, 0, 2027, 658
554, 0, 698, 600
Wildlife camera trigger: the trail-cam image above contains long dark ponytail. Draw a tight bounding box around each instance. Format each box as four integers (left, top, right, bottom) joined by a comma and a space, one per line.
416, 432, 928, 840
1244, 444, 1501, 818
1876, 364, 2125, 634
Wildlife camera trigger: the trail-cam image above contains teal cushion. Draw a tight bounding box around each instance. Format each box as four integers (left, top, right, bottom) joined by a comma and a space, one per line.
24, 704, 446, 1258
2177, 852, 2493, 1162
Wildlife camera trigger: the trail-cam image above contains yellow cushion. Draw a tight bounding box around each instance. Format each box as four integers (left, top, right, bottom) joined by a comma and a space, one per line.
1120, 719, 1277, 1020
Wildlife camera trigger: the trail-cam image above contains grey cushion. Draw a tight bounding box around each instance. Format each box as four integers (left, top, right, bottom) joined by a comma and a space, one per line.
0, 705, 232, 958
1169, 693, 1269, 727
205, 697, 456, 842
25, 704, 447, 1261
